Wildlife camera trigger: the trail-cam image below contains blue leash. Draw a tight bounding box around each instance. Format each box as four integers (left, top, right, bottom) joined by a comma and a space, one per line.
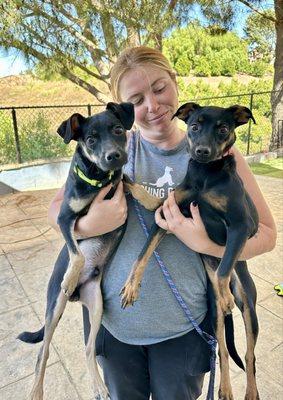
128, 133, 217, 400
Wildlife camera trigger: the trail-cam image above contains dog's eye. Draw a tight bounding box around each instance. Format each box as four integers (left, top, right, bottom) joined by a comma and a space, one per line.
219, 126, 229, 134
191, 124, 199, 132
86, 137, 97, 148
114, 126, 124, 135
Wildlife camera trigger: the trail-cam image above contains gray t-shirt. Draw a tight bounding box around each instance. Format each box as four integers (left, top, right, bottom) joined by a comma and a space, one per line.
101, 131, 207, 345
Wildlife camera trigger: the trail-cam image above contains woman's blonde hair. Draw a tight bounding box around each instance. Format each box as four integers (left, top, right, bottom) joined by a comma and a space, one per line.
110, 46, 176, 102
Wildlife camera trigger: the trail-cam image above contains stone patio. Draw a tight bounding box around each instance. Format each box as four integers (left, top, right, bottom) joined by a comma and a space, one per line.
0, 175, 282, 400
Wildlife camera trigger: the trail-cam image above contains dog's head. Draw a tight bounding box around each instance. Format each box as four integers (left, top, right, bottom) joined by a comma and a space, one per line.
172, 102, 255, 162
57, 102, 134, 171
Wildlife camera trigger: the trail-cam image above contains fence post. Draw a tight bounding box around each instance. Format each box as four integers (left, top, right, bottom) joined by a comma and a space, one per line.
246, 93, 254, 156
87, 104, 92, 116
11, 108, 22, 164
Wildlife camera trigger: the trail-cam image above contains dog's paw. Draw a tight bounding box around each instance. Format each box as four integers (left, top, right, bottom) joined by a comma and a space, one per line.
61, 273, 79, 297
244, 388, 260, 400
30, 385, 44, 400
217, 279, 235, 315
119, 281, 140, 308
218, 388, 234, 400
219, 292, 235, 315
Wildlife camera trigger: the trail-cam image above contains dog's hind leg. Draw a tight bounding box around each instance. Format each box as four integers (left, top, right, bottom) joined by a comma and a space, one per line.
204, 260, 234, 400
80, 278, 110, 400
234, 262, 259, 400
29, 291, 68, 400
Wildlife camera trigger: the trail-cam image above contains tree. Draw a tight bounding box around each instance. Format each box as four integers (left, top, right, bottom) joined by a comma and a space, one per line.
0, 1, 282, 150
270, 0, 283, 150
244, 9, 276, 62
198, 0, 282, 150
0, 0, 194, 103
232, 0, 282, 150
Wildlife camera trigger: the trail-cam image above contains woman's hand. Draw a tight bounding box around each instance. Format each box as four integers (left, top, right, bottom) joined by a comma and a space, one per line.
155, 191, 220, 254
75, 181, 127, 238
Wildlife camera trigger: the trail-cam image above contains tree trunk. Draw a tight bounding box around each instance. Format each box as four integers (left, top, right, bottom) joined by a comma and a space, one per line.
270, 0, 283, 150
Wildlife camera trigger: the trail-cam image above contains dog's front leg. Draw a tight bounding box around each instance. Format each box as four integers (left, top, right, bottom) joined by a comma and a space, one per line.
120, 223, 166, 308
58, 204, 85, 297
123, 174, 163, 211
217, 226, 249, 315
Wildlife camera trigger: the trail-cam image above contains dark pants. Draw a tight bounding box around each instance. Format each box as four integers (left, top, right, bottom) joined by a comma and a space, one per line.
83, 308, 212, 400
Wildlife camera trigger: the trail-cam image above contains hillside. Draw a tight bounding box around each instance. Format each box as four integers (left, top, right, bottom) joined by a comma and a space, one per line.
0, 75, 99, 107
0, 73, 272, 107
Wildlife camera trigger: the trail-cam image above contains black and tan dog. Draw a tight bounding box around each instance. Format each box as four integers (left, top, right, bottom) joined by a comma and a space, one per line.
120, 103, 260, 400
17, 102, 161, 400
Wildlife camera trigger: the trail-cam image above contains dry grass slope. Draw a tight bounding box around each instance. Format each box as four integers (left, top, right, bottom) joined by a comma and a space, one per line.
0, 73, 269, 107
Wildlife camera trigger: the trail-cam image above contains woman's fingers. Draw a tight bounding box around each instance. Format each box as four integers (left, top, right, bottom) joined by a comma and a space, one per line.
190, 202, 204, 227
112, 181, 125, 201
94, 183, 113, 202
155, 206, 168, 230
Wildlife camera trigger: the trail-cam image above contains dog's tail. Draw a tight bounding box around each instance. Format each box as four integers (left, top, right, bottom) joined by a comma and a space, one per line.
17, 326, 45, 344
225, 314, 245, 371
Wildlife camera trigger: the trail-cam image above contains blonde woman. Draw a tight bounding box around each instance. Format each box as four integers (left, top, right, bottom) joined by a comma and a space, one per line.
48, 46, 276, 400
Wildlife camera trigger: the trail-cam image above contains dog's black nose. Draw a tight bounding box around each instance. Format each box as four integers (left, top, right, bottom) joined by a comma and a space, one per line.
105, 151, 121, 162
195, 146, 211, 158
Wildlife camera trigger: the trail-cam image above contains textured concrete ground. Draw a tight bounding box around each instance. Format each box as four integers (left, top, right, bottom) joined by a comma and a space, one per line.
0, 175, 282, 400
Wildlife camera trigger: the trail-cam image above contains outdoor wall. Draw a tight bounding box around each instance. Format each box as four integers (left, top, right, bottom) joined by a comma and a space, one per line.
0, 158, 71, 194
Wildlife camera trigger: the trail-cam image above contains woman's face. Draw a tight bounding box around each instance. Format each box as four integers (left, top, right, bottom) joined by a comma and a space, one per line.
119, 65, 179, 138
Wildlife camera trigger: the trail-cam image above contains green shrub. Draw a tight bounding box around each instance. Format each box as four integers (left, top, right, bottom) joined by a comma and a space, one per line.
209, 54, 222, 76
175, 54, 192, 76
194, 56, 211, 77
0, 112, 73, 165
0, 112, 17, 164
20, 113, 73, 161
218, 50, 237, 76
163, 23, 270, 77
250, 61, 268, 77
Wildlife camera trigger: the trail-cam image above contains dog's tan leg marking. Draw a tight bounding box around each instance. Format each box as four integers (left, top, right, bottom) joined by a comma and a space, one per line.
205, 264, 234, 400
174, 187, 193, 205
120, 229, 166, 308
202, 191, 228, 213
61, 197, 94, 297
124, 181, 163, 211
61, 217, 85, 297
218, 277, 235, 315
29, 291, 68, 400
61, 249, 85, 297
80, 278, 110, 400
240, 293, 259, 400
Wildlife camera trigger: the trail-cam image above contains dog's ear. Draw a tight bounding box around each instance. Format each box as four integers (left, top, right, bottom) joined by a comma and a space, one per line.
227, 105, 256, 127
172, 102, 201, 123
57, 113, 86, 144
106, 102, 135, 130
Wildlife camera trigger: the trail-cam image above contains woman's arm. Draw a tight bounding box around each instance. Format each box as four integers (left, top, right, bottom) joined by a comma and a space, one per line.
48, 182, 128, 238
155, 146, 277, 260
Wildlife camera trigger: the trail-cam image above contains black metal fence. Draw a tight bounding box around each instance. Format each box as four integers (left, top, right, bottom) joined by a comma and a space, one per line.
0, 91, 274, 165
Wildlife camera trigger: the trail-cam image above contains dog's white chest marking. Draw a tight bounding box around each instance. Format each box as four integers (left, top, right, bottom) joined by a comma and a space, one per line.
69, 196, 93, 213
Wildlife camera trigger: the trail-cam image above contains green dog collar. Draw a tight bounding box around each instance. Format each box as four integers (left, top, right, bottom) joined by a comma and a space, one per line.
74, 165, 115, 187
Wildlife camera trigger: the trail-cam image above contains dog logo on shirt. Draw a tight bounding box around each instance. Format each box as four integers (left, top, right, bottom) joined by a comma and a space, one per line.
148, 166, 174, 187
142, 166, 175, 198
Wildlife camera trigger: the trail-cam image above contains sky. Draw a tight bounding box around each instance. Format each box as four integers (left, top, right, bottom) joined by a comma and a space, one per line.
0, 49, 29, 78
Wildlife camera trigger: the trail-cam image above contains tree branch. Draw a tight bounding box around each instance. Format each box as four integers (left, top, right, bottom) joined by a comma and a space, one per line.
237, 0, 277, 23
